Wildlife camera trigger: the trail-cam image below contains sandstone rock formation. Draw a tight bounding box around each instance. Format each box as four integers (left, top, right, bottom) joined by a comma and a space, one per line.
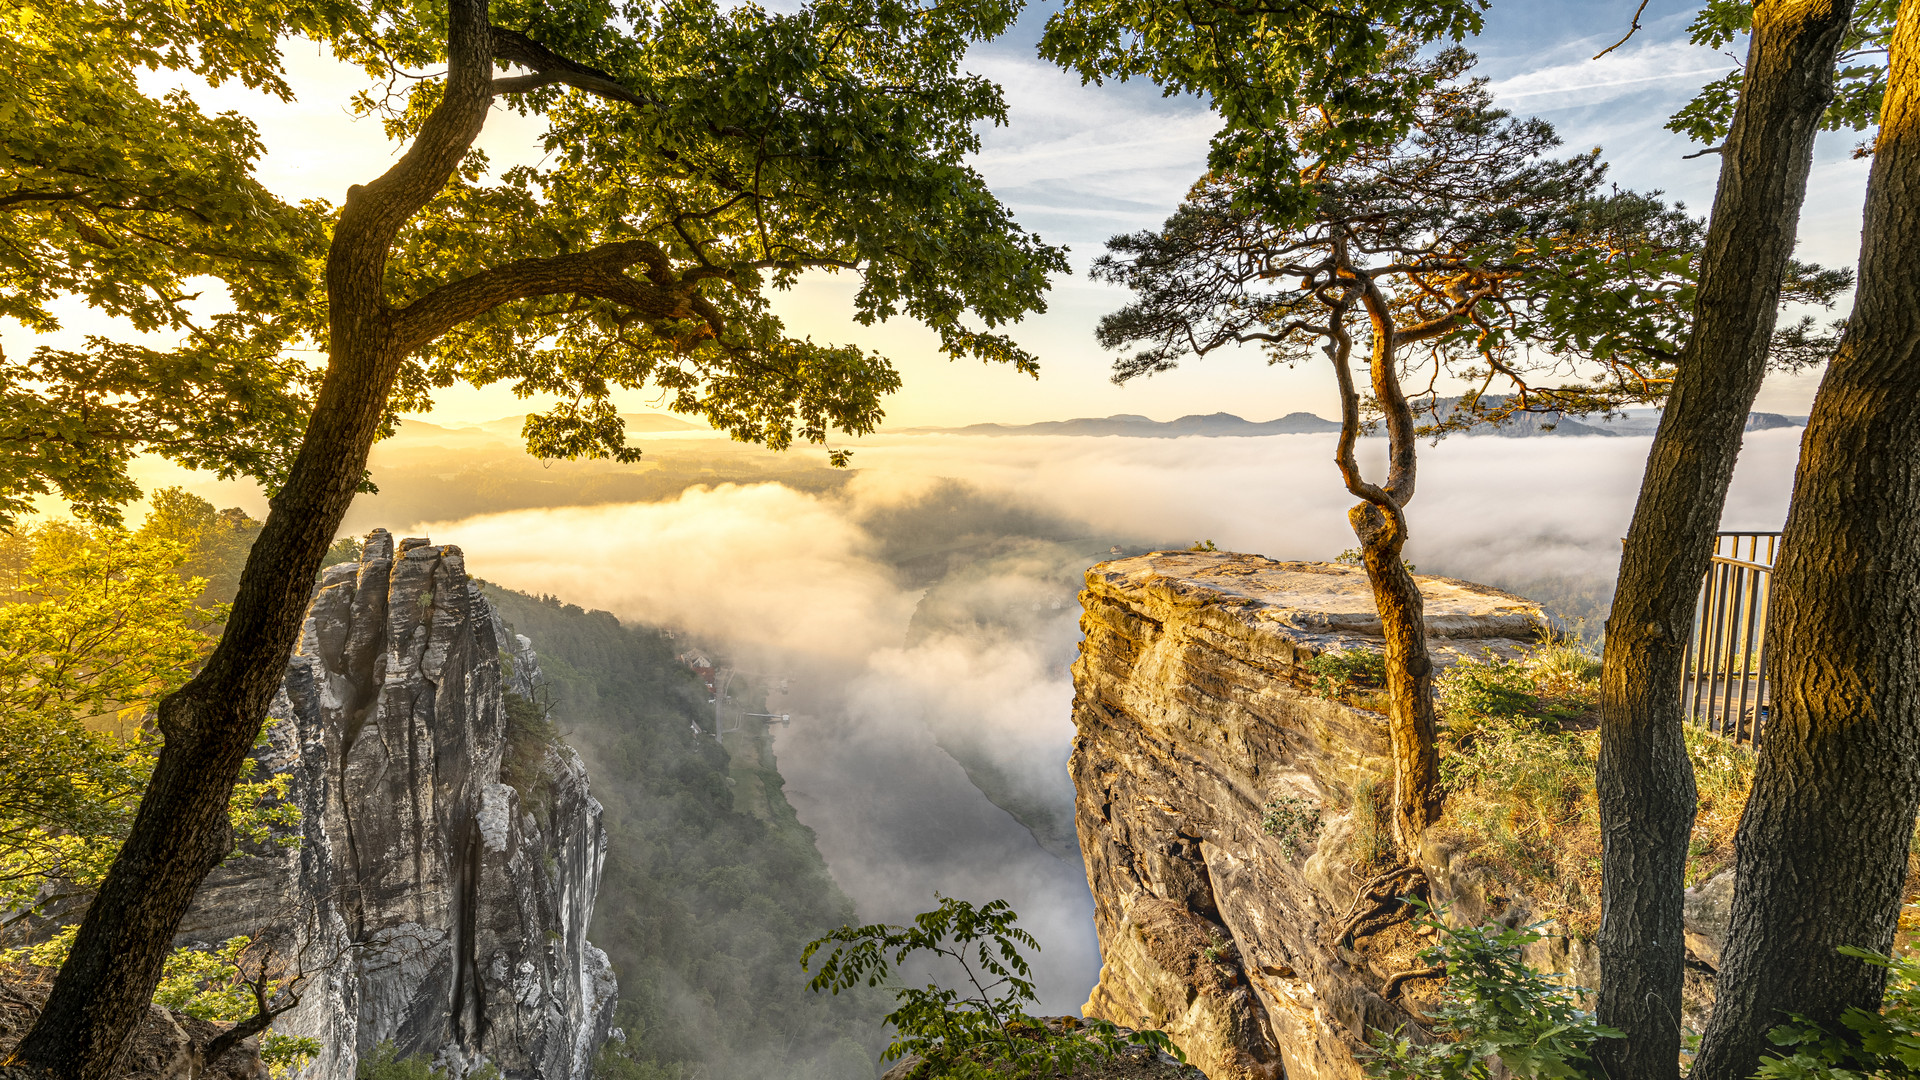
178, 531, 616, 1079
1070, 552, 1557, 1080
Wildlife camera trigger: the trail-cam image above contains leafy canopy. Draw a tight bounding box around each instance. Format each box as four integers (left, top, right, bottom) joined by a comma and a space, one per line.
1039, 0, 1486, 216
3, 0, 1067, 523
803, 895, 1184, 1078
1091, 49, 1850, 426
1365, 907, 1622, 1080
0, 522, 296, 913
1668, 0, 1900, 147
0, 1, 346, 524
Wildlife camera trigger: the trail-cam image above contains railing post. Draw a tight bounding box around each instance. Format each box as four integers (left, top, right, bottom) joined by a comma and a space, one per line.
1680, 531, 1781, 746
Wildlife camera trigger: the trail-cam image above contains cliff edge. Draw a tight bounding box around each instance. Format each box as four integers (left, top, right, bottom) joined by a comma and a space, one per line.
179, 530, 616, 1079
1070, 552, 1553, 1080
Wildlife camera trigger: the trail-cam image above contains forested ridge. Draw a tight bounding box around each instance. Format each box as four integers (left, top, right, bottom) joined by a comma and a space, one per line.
483, 588, 888, 1080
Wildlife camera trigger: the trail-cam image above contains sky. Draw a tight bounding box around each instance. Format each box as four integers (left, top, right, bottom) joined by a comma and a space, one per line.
2, 0, 1872, 431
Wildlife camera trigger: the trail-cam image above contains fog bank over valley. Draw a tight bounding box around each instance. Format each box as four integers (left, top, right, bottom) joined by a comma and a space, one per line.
334, 420, 1807, 1012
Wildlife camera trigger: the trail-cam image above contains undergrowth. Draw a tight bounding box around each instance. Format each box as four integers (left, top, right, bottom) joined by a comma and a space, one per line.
1262, 795, 1324, 851
1307, 648, 1389, 709
1432, 645, 1755, 937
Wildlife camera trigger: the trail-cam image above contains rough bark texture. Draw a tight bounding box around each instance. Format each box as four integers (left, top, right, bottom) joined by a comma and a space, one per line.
1, 6, 502, 1075
1361, 546, 1441, 844
1693, 5, 1920, 1076
1594, 5, 1853, 1078
1071, 552, 1553, 1080
1329, 271, 1443, 842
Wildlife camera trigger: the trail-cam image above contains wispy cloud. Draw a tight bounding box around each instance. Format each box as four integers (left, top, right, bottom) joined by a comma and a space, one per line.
1485, 37, 1731, 110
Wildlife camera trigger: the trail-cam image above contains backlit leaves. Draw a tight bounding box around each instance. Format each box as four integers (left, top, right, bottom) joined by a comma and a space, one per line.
1668, 0, 1897, 145
1040, 0, 1487, 217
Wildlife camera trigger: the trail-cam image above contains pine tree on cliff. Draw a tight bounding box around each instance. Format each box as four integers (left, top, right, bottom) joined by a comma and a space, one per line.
1, 0, 1064, 1074
1047, 0, 1896, 1067
1082, 48, 1840, 846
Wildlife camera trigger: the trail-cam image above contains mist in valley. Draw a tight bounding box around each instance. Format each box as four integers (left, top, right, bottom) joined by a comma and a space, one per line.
323, 420, 1806, 1015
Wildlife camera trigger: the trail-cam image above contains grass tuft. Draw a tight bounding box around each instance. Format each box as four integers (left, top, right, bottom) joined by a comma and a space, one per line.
1433, 645, 1752, 936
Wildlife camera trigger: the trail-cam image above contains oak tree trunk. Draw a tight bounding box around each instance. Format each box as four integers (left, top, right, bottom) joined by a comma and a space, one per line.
1692, 4, 1920, 1076
2, 3, 497, 1075
1592, 5, 1853, 1078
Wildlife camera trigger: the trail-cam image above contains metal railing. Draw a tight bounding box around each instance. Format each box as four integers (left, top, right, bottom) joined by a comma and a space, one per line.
1682, 531, 1781, 745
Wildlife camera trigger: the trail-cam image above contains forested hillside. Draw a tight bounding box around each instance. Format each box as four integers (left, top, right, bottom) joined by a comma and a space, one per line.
483, 588, 887, 1080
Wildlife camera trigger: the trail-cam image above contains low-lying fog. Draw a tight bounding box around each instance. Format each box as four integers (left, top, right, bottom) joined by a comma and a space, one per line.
402, 427, 1804, 1013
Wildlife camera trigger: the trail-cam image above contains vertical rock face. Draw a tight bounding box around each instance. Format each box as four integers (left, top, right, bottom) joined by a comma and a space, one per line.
1070, 552, 1551, 1080
179, 531, 617, 1079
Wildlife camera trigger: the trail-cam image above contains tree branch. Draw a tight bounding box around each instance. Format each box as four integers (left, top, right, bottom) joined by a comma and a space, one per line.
387, 239, 698, 354
1592, 0, 1652, 60
488, 26, 656, 109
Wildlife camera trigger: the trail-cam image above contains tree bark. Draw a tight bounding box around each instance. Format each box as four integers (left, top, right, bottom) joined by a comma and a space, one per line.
1328, 266, 1442, 843
1593, 5, 1854, 1079
1, 3, 499, 1076
1693, 4, 1920, 1076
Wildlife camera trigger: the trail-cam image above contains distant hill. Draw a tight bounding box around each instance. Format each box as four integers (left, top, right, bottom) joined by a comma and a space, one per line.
901, 411, 1343, 437
1424, 397, 1805, 437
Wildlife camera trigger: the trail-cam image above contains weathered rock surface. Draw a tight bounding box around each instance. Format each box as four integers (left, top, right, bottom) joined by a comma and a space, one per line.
179, 531, 616, 1079
1070, 553, 1554, 1080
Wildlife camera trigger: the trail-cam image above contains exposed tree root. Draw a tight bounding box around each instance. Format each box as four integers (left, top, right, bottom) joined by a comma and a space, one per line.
1333, 865, 1430, 947
1382, 963, 1447, 1000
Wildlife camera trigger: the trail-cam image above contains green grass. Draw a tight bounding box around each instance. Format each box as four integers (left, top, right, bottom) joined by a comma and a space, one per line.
1433, 645, 1752, 935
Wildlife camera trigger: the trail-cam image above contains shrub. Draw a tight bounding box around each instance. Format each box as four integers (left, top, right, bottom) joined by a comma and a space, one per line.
803, 896, 1186, 1079
1261, 795, 1323, 850
357, 1042, 442, 1080
1365, 908, 1620, 1080
500, 691, 558, 819
1308, 648, 1388, 702
4, 929, 322, 1078
357, 1042, 501, 1080
1433, 644, 1755, 934
1438, 650, 1596, 740
1756, 948, 1920, 1080
1349, 777, 1398, 874
1335, 548, 1417, 574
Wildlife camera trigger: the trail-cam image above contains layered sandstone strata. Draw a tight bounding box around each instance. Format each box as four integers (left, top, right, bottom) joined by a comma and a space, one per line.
1070, 552, 1554, 1080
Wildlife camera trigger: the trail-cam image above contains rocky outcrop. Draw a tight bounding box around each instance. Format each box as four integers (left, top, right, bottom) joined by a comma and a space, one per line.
178, 531, 616, 1079
1070, 552, 1555, 1080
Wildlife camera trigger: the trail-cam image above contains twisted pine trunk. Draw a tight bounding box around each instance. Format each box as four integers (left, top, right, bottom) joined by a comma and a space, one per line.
1593, 5, 1853, 1078
1328, 268, 1441, 844
1693, 5, 1920, 1076
1358, 525, 1442, 841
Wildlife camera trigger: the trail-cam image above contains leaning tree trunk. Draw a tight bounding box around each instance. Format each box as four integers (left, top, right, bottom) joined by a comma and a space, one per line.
1, 3, 497, 1076
1693, 5, 1920, 1077
1357, 518, 1442, 841
1593, 4, 1854, 1078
